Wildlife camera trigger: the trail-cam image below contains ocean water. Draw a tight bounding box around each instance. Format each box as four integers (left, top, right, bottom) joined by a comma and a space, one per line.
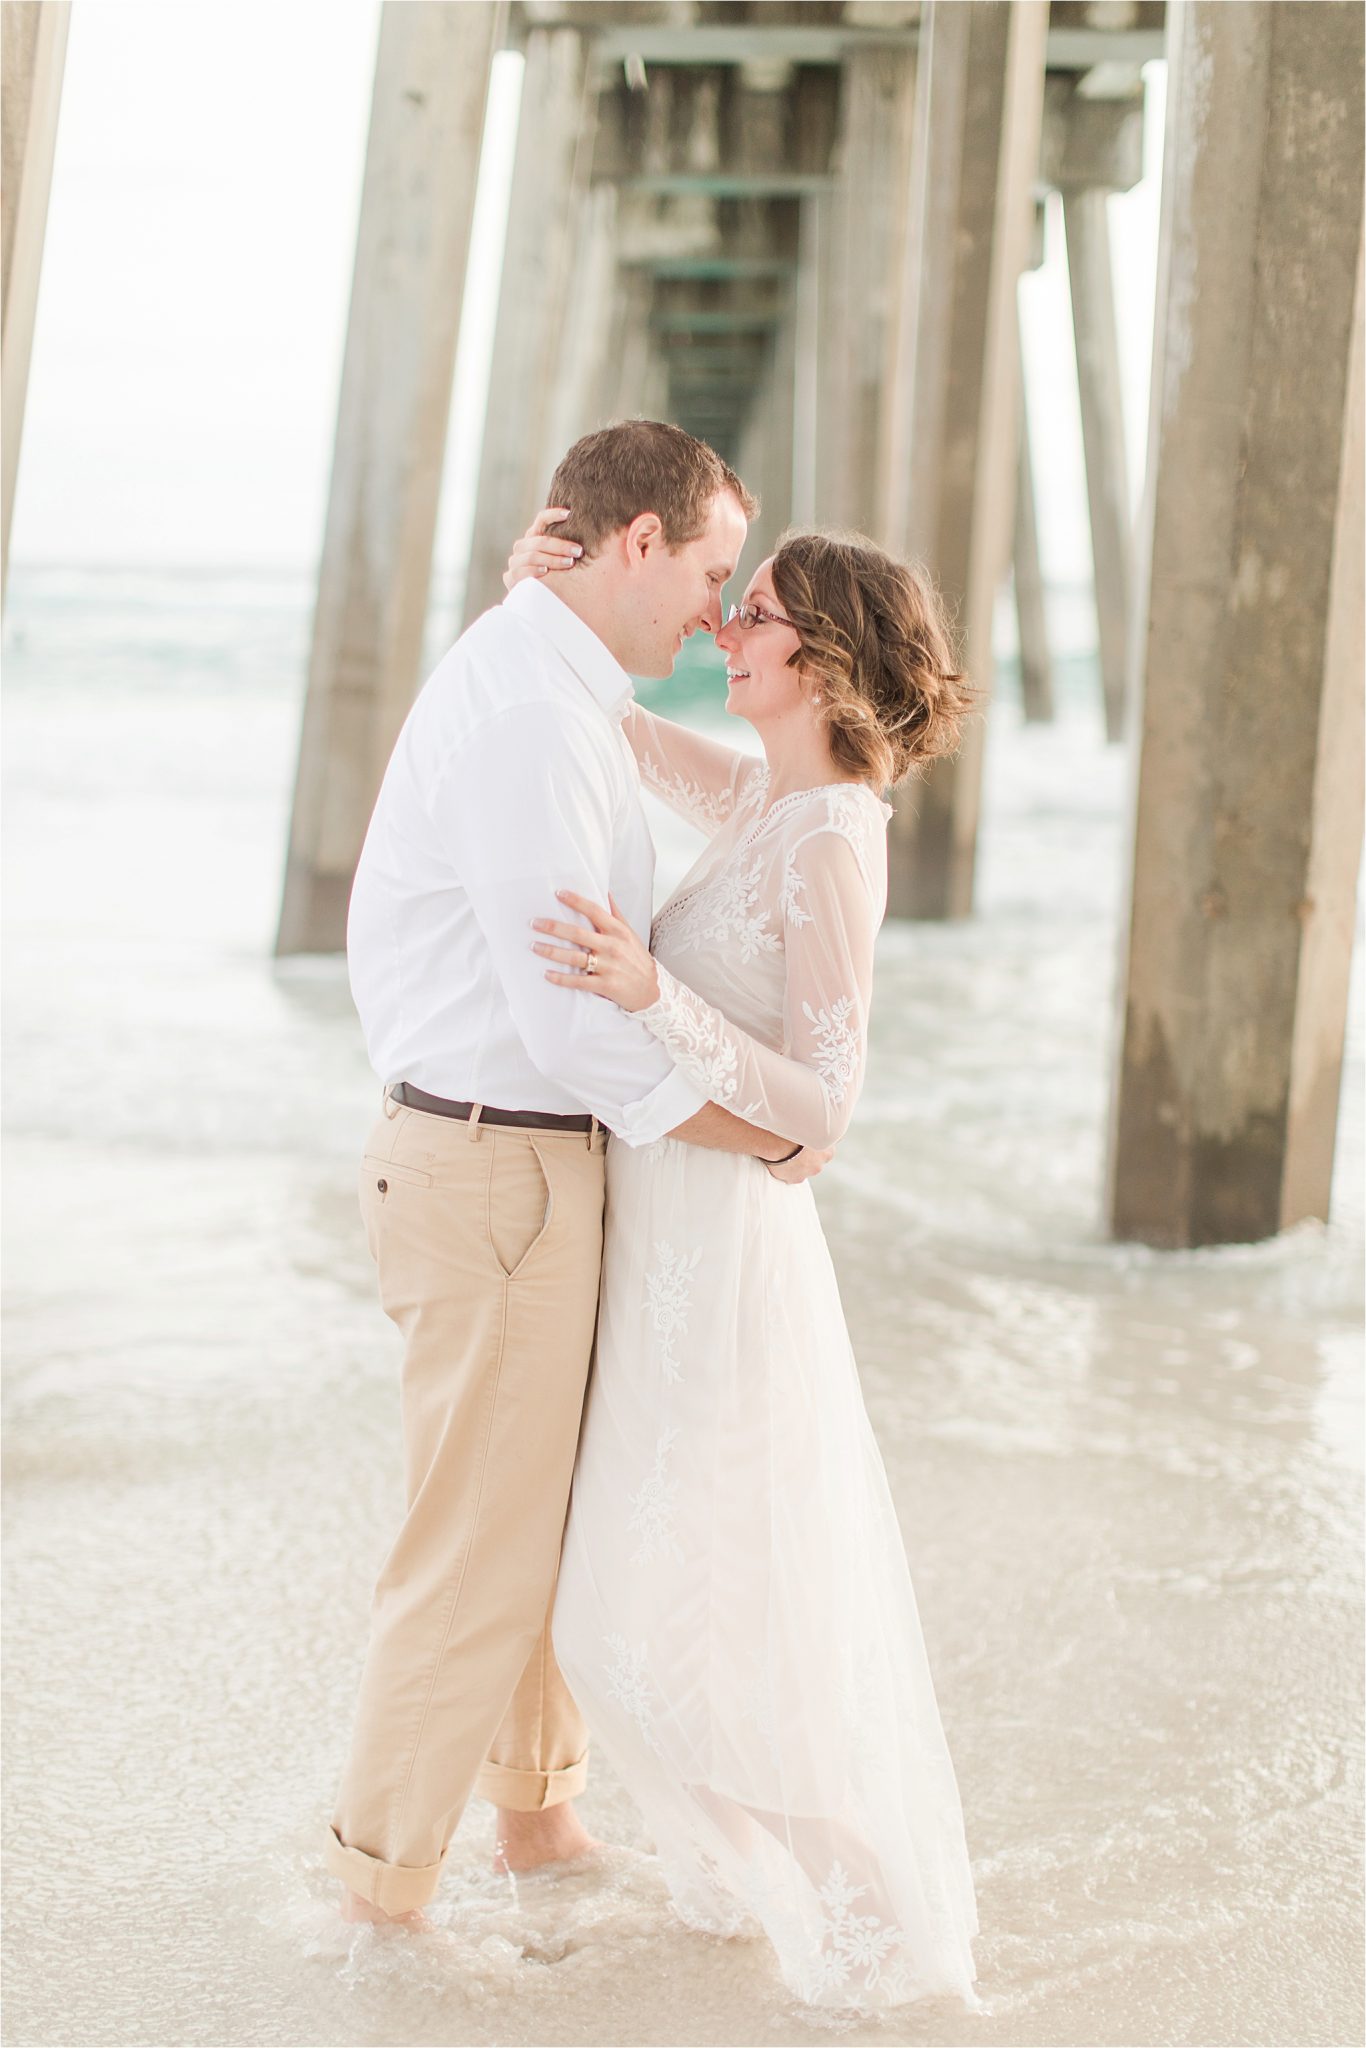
2, 565, 1362, 2047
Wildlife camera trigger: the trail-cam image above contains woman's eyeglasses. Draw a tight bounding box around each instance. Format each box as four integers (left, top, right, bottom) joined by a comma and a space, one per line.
725, 602, 795, 632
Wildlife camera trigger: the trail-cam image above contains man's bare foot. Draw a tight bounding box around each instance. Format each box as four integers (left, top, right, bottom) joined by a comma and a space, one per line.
339, 1887, 432, 1930
492, 1802, 601, 1875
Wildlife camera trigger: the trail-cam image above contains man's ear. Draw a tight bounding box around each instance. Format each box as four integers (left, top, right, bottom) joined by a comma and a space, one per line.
623, 511, 665, 564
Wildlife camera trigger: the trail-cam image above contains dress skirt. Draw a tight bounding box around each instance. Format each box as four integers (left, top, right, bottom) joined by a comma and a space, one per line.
552, 1134, 980, 2011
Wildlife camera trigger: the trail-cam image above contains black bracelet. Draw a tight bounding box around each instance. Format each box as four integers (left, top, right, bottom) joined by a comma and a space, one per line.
772, 1140, 803, 1163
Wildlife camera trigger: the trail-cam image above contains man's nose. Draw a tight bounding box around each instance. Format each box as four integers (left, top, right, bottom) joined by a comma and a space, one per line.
699, 589, 723, 634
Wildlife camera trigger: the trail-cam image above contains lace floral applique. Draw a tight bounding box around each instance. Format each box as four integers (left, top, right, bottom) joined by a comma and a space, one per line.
604, 1635, 663, 1754
643, 1242, 704, 1385
740, 762, 771, 813
639, 752, 737, 833
777, 853, 812, 928
655, 849, 781, 964
637, 966, 740, 1108
797, 1862, 905, 2002
660, 1849, 757, 1940
802, 996, 859, 1106
628, 1423, 683, 1563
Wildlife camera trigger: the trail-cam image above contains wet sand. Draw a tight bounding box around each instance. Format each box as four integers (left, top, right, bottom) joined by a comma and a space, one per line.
3, 572, 1362, 2045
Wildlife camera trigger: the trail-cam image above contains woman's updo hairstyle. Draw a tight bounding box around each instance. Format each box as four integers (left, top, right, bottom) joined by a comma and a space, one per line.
768, 531, 975, 789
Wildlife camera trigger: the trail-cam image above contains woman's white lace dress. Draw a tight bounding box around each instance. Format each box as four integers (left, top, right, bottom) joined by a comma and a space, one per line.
552, 705, 980, 2012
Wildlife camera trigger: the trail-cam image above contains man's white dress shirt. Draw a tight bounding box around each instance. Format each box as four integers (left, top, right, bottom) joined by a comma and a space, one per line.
346, 576, 708, 1146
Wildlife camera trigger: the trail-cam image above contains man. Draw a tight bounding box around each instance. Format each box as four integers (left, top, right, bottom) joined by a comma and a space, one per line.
328, 420, 819, 1923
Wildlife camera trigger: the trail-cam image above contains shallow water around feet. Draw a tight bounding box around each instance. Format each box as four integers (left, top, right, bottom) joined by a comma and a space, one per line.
3, 571, 1362, 2047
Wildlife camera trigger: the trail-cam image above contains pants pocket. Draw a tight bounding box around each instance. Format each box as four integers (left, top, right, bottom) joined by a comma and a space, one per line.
486, 1136, 554, 1279
359, 1155, 435, 1266
362, 1156, 435, 1191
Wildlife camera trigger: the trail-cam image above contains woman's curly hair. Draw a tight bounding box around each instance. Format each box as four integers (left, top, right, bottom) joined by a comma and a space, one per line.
769, 530, 976, 789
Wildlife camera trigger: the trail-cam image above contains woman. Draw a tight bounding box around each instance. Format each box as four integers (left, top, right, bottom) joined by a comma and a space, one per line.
505, 515, 980, 2012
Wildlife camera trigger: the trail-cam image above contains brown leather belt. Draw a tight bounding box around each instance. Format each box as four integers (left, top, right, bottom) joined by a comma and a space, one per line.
390, 1081, 595, 1134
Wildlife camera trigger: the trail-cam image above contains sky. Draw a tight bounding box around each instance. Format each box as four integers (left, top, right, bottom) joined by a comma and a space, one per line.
8, 1, 1164, 587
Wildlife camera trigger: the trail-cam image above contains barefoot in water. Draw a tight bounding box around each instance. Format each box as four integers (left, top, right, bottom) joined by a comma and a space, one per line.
340, 1889, 432, 1930
493, 1802, 601, 1874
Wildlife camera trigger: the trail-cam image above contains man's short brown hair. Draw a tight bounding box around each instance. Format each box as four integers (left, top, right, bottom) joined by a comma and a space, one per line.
545, 420, 757, 558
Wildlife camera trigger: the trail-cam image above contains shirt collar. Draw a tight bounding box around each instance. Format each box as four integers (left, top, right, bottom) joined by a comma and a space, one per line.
503, 575, 637, 724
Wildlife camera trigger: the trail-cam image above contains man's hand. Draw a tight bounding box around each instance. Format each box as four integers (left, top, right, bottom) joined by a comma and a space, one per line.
764, 1143, 835, 1185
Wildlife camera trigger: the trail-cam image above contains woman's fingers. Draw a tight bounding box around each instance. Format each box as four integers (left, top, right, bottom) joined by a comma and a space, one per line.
505, 535, 580, 590
554, 889, 611, 929
544, 968, 607, 992
533, 940, 597, 965
511, 539, 580, 576
532, 917, 614, 948
505, 511, 579, 589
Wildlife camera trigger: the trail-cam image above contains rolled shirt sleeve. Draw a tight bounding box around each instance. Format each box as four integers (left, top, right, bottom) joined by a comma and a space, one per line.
431, 703, 708, 1146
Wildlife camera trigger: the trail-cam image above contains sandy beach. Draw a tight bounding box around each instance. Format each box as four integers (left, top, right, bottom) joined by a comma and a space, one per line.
3, 567, 1361, 2046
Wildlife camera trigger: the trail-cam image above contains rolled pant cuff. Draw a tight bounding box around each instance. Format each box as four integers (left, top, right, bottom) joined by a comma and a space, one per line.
323, 1826, 446, 1914
475, 1752, 589, 1812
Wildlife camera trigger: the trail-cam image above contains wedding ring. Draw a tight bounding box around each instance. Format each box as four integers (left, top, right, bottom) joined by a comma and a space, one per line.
583, 949, 599, 976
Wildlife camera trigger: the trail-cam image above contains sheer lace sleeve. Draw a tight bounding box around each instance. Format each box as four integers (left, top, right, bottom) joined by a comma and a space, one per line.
625, 701, 764, 834
635, 819, 882, 1151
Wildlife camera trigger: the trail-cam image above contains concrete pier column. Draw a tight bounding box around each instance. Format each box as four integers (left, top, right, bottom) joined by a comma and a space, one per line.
883, 0, 1048, 919
1, 0, 70, 599
607, 264, 666, 420
765, 303, 797, 543
825, 45, 918, 532
276, 1, 501, 957
1014, 203, 1053, 722
1014, 366, 1054, 722
599, 260, 646, 417
542, 180, 618, 463
735, 307, 796, 577
792, 189, 830, 526
1065, 187, 1132, 742
1108, 0, 1365, 1247
462, 25, 595, 624
1042, 76, 1145, 744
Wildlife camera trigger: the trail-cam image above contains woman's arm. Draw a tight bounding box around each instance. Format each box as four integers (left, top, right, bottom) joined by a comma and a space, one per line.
625, 700, 765, 835
533, 822, 880, 1154
633, 826, 877, 1150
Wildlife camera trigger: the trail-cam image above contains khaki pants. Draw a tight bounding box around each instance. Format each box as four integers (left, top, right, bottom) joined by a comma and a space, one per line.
324, 1092, 607, 1914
